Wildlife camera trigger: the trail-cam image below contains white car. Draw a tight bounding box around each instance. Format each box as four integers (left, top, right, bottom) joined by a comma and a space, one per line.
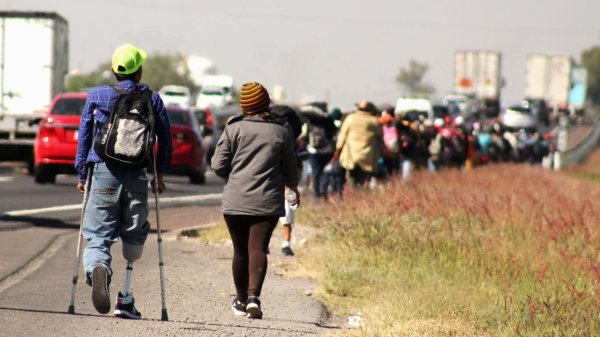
195, 86, 230, 110
395, 97, 433, 121
159, 85, 192, 109
501, 104, 538, 130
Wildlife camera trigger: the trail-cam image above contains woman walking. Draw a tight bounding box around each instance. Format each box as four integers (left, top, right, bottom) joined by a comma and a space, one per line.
211, 82, 300, 319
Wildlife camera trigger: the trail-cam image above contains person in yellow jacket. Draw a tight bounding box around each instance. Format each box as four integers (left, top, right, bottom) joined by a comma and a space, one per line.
332, 100, 383, 188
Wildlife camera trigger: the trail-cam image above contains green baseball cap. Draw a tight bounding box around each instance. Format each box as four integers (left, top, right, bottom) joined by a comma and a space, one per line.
112, 43, 147, 75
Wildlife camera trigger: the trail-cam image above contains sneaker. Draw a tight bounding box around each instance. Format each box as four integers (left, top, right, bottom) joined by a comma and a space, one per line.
231, 298, 247, 316
281, 246, 295, 256
91, 264, 111, 314
245, 296, 262, 319
114, 292, 142, 320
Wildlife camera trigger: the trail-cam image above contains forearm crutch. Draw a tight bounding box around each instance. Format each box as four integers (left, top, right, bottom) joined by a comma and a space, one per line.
152, 151, 169, 321
68, 165, 93, 314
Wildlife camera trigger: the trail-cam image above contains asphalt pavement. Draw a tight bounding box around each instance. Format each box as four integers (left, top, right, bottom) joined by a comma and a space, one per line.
0, 166, 340, 337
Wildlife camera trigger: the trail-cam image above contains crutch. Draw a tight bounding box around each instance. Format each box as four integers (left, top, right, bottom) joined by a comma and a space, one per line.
152, 150, 169, 321
67, 165, 93, 314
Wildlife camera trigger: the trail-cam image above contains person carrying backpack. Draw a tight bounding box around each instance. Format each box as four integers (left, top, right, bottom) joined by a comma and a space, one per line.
74, 43, 172, 319
301, 102, 336, 198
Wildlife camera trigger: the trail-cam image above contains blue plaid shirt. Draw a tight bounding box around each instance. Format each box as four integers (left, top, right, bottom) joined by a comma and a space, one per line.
75, 80, 172, 183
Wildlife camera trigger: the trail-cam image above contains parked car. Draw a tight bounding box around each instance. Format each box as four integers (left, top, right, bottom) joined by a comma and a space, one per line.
33, 92, 87, 183
166, 107, 207, 184
159, 85, 192, 109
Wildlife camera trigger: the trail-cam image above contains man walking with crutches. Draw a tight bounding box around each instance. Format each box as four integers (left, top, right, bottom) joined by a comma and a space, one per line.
73, 43, 172, 319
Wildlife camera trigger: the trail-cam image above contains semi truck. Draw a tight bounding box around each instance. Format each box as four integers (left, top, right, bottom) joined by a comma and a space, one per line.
524, 53, 572, 109
0, 11, 69, 170
453, 50, 502, 117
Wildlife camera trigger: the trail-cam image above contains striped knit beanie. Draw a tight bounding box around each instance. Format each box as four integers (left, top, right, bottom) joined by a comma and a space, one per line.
240, 82, 270, 115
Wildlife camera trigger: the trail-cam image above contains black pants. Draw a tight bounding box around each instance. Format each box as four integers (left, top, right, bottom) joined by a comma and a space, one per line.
224, 214, 278, 299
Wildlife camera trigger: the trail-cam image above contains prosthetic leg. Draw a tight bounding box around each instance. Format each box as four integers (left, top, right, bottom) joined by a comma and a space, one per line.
121, 243, 143, 295
114, 243, 143, 319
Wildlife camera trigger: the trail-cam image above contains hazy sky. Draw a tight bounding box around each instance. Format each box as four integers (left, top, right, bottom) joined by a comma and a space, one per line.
3, 0, 600, 109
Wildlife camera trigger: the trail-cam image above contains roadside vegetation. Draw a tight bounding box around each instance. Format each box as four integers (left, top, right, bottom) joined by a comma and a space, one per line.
293, 164, 600, 336
184, 162, 600, 336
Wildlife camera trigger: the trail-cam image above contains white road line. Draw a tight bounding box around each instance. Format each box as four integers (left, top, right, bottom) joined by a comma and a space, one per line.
0, 176, 14, 183
3, 193, 223, 217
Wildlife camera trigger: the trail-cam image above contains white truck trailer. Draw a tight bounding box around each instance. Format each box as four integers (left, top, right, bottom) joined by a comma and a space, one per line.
524, 53, 572, 109
0, 11, 69, 168
453, 50, 502, 117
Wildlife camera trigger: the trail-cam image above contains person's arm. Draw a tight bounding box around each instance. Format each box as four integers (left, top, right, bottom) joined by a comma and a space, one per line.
333, 116, 350, 160
282, 128, 300, 207
75, 92, 95, 191
211, 127, 233, 178
153, 93, 172, 193
282, 127, 299, 188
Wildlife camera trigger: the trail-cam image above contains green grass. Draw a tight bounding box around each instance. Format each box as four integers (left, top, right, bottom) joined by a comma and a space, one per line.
293, 164, 600, 336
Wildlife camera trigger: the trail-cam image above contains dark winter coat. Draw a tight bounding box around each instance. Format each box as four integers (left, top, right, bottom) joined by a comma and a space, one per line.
211, 115, 299, 216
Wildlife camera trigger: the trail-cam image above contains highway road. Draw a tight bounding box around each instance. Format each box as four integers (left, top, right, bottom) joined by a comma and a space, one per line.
0, 163, 223, 214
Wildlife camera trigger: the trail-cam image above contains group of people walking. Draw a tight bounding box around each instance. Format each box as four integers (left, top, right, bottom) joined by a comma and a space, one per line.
291, 100, 555, 196
75, 43, 301, 321
73, 43, 554, 323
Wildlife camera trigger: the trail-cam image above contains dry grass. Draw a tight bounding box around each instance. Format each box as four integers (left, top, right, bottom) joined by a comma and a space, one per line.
294, 163, 600, 336
178, 219, 230, 244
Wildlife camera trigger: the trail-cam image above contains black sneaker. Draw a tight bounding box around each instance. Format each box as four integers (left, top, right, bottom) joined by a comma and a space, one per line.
281, 246, 295, 256
231, 298, 247, 316
91, 264, 111, 314
114, 292, 142, 320
245, 296, 262, 319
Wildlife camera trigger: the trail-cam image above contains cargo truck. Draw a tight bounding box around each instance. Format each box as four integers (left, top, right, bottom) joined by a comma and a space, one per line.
0, 11, 69, 171
453, 50, 502, 118
524, 53, 572, 109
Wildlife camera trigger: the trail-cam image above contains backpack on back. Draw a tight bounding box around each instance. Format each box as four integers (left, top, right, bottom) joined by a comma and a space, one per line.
94, 85, 155, 169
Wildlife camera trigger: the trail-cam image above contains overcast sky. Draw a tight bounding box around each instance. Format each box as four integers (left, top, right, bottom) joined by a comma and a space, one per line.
3, 0, 600, 109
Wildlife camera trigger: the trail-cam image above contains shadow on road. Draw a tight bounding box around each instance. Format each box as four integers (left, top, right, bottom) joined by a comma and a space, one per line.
0, 214, 170, 234
0, 215, 78, 231
0, 305, 102, 318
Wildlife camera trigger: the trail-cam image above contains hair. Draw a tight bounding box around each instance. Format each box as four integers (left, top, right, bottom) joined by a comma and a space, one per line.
113, 67, 142, 82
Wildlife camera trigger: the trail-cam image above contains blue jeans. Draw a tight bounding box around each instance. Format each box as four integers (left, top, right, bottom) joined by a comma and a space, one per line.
82, 162, 150, 283
309, 153, 332, 197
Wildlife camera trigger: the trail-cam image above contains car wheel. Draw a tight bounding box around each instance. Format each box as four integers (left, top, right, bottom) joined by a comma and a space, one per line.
34, 165, 56, 184
189, 170, 205, 185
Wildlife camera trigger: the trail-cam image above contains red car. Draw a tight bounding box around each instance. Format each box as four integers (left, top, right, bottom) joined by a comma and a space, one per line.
165, 107, 207, 184
34, 95, 206, 185
33, 92, 87, 183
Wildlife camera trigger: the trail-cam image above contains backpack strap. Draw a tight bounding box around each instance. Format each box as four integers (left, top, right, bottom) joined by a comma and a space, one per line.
112, 84, 129, 95
143, 89, 157, 146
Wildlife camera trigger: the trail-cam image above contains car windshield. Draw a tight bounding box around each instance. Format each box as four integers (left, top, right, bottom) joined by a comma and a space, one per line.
51, 97, 86, 116
508, 105, 531, 113
167, 109, 189, 126
164, 91, 187, 97
201, 88, 225, 96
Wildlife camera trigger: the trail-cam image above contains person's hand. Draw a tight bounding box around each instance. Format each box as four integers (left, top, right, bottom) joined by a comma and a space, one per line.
151, 174, 167, 194
290, 187, 301, 208
331, 149, 340, 162
76, 182, 86, 192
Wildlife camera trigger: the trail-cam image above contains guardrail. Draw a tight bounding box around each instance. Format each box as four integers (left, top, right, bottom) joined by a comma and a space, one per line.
561, 116, 600, 166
